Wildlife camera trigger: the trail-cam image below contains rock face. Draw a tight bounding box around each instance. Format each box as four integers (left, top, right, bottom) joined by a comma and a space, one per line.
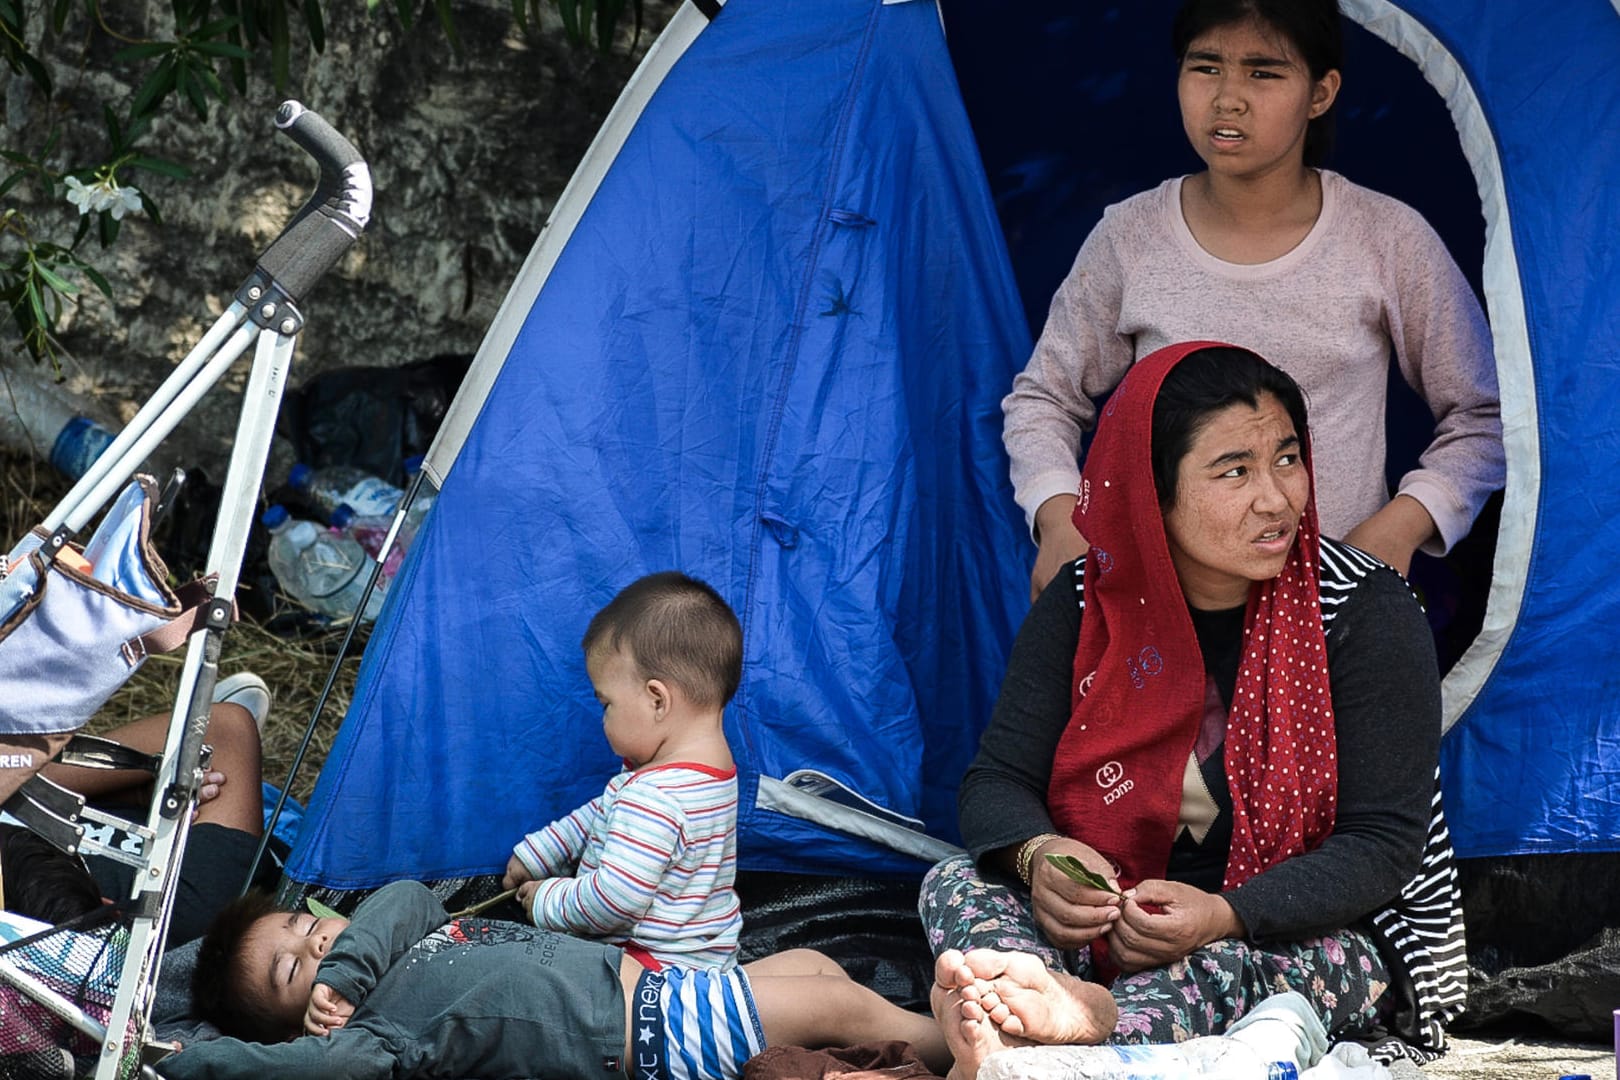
7, 1, 673, 478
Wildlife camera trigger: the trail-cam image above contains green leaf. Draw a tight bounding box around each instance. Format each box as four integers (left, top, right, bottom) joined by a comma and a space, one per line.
182, 65, 209, 118
194, 62, 226, 106
130, 56, 178, 119
392, 0, 416, 29
18, 50, 53, 97
51, 0, 74, 32
26, 280, 47, 334
556, 0, 581, 43
304, 0, 325, 52
128, 154, 191, 180
141, 191, 164, 227
115, 42, 175, 62
192, 16, 243, 39
270, 0, 289, 93
34, 261, 77, 295
0, 171, 25, 199
306, 898, 343, 920
1044, 853, 1126, 897
77, 262, 113, 300
433, 0, 459, 52
98, 211, 121, 248
597, 0, 626, 52
191, 40, 251, 59
103, 104, 124, 148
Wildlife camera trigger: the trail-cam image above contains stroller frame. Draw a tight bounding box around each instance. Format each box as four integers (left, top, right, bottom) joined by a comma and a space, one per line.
0, 101, 370, 1079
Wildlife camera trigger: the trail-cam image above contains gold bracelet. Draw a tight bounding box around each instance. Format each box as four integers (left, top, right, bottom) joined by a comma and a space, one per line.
1015, 832, 1064, 887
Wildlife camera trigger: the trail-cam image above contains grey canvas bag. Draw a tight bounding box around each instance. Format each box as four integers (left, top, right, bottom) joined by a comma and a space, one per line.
0, 475, 216, 738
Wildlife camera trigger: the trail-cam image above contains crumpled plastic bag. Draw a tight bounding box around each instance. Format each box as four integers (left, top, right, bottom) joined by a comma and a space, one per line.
1300, 1042, 1394, 1079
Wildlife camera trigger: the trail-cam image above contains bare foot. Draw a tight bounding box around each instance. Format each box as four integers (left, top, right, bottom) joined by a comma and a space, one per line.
931, 954, 1033, 1080
956, 949, 1118, 1045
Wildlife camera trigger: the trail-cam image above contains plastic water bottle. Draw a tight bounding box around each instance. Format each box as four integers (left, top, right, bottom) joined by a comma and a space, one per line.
262, 504, 384, 621
0, 366, 119, 479
287, 463, 404, 521
329, 504, 404, 579
976, 991, 1323, 1080
978, 1042, 1297, 1079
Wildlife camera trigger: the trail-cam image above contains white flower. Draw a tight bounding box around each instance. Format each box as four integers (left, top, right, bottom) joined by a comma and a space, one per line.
64, 175, 96, 214
110, 184, 143, 221
62, 175, 143, 219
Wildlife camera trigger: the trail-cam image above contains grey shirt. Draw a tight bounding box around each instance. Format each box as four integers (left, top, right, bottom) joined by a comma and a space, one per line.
158, 881, 628, 1080
958, 540, 1441, 942
1002, 171, 1503, 553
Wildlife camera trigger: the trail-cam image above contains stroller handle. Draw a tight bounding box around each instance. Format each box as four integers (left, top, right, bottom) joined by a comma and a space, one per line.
254, 101, 374, 305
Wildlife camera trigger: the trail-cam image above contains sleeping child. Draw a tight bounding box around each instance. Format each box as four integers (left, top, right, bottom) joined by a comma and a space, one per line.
159, 878, 950, 1079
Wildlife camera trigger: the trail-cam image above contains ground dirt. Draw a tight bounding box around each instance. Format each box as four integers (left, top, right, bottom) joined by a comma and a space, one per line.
1428, 1032, 1611, 1079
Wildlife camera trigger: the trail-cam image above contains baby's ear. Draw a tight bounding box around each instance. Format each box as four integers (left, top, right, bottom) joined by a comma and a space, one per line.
645, 677, 673, 718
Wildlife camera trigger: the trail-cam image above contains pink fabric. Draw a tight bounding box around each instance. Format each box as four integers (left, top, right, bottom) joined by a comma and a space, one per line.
1002, 170, 1503, 553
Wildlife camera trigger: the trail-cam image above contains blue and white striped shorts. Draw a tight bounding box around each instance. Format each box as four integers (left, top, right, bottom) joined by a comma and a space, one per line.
628, 965, 767, 1080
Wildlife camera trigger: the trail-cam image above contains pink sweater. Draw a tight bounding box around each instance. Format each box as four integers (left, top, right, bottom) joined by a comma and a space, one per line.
1002, 170, 1503, 553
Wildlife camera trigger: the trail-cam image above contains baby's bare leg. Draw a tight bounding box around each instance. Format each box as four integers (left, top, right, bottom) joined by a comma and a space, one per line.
741, 947, 845, 978
747, 969, 950, 1074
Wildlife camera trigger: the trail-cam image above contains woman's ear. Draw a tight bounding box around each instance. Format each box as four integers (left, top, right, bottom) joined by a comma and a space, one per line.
1309, 68, 1342, 118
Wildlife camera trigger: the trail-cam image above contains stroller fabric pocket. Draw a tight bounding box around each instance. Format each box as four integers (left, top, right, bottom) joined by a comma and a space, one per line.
0, 476, 212, 737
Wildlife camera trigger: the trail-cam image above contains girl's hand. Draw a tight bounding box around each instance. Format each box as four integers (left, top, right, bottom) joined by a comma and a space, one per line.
501, 854, 534, 891
304, 983, 354, 1037
1104, 879, 1243, 972
1030, 496, 1089, 602
1341, 495, 1437, 577
1027, 837, 1123, 948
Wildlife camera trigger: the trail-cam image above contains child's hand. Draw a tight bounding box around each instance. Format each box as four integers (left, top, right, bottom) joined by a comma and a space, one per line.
502, 854, 534, 891
304, 982, 354, 1037
189, 769, 227, 823
515, 880, 540, 922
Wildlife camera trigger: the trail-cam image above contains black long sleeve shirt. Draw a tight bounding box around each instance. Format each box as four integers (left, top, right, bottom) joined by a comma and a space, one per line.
958, 548, 1441, 942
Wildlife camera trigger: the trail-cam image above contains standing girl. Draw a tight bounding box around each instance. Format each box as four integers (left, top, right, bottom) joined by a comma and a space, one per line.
1004, 0, 1503, 599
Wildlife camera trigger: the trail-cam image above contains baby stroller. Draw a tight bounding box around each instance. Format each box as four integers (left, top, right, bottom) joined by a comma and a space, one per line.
0, 103, 370, 1079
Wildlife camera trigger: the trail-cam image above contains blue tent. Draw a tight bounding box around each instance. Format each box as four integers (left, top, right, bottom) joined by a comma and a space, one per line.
285, 0, 1620, 897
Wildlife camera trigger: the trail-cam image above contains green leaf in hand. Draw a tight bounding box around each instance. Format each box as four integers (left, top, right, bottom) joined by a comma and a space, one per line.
306, 897, 343, 919
1044, 853, 1125, 897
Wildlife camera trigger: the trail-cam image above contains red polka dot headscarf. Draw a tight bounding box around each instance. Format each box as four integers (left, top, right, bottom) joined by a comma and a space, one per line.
1047, 341, 1337, 903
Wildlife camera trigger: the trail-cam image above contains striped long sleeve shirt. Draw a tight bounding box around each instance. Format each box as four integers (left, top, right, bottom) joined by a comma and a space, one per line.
513, 762, 741, 970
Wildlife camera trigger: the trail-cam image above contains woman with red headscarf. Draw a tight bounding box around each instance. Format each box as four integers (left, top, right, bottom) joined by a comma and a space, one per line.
921, 342, 1462, 1073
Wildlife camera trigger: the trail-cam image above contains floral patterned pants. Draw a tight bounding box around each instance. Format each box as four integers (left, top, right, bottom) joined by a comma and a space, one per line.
919, 854, 1390, 1043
